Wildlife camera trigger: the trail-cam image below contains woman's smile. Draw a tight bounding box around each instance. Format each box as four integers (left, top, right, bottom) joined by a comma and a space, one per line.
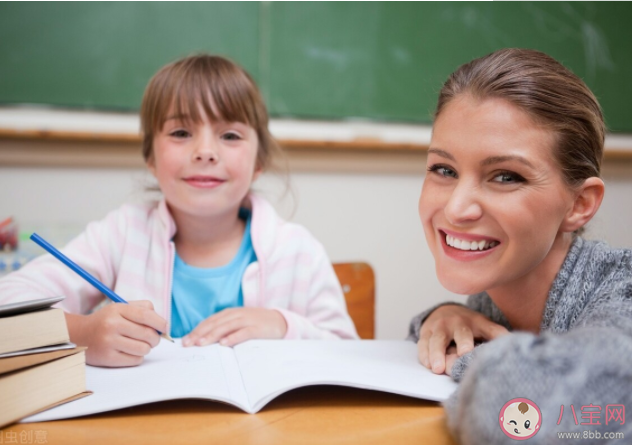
440, 229, 501, 261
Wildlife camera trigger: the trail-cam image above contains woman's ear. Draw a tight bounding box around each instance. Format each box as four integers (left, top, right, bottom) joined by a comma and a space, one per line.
561, 177, 605, 233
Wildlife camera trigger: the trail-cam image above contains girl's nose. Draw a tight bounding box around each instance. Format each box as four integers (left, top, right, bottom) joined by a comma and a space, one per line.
444, 183, 483, 225
194, 151, 218, 162
193, 138, 219, 163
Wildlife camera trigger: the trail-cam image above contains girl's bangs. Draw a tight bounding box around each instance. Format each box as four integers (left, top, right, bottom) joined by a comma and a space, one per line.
156, 68, 259, 131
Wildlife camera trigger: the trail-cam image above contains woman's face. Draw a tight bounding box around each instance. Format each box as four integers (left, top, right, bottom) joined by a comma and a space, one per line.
419, 95, 576, 295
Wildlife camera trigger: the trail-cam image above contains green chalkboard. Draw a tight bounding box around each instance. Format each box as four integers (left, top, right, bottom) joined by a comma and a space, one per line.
0, 3, 260, 109
1, 2, 631, 131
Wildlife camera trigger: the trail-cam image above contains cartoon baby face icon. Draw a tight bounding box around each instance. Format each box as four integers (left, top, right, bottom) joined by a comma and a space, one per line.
499, 398, 542, 440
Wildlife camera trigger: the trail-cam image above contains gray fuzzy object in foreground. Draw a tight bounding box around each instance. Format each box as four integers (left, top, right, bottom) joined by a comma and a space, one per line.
408, 237, 632, 444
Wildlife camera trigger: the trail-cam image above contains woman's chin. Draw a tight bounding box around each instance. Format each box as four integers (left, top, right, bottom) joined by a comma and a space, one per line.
437, 272, 488, 296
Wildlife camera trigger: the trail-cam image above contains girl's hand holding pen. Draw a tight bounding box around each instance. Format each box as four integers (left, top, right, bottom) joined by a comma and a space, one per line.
66, 300, 168, 367
182, 307, 288, 348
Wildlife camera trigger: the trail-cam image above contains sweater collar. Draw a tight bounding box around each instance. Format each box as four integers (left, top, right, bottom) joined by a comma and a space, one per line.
540, 236, 585, 332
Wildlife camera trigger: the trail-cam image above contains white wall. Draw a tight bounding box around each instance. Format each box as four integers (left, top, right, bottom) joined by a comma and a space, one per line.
1, 160, 631, 339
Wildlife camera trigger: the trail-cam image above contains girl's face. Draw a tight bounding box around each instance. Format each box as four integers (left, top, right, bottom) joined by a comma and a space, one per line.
148, 108, 260, 221
419, 95, 576, 295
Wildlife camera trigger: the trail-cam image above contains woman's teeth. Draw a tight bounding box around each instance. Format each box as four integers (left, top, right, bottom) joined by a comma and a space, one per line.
446, 234, 499, 251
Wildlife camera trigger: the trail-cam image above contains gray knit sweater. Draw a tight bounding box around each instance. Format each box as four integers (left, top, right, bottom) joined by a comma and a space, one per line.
408, 238, 632, 444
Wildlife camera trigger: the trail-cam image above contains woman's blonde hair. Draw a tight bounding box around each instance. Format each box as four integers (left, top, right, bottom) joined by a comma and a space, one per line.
140, 54, 281, 171
436, 48, 605, 188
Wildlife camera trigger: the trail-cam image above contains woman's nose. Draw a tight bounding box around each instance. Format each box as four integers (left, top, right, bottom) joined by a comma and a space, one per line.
444, 182, 483, 225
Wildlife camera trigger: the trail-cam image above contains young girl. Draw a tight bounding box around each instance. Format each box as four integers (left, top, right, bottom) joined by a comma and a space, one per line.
0, 54, 358, 367
408, 49, 632, 442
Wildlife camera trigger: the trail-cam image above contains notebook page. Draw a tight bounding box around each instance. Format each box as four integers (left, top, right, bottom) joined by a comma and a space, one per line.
234, 340, 458, 413
24, 339, 250, 422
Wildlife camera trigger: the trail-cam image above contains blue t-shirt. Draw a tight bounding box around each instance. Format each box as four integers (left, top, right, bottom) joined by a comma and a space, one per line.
169, 209, 257, 338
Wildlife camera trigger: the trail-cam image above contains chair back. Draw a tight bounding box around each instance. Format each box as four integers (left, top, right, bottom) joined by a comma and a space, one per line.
333, 262, 375, 339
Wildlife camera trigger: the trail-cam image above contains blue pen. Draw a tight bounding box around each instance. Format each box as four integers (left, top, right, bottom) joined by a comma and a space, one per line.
30, 233, 174, 343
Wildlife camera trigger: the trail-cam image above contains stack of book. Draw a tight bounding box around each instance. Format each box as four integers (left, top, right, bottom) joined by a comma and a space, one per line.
0, 296, 89, 428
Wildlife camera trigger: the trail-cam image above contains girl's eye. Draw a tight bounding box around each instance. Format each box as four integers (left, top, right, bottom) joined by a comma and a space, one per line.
427, 164, 457, 179
222, 132, 242, 141
524, 420, 531, 429
492, 170, 526, 184
509, 420, 517, 425
169, 129, 190, 138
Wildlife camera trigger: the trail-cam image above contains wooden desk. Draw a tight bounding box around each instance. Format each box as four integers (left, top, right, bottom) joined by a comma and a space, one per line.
4, 386, 456, 445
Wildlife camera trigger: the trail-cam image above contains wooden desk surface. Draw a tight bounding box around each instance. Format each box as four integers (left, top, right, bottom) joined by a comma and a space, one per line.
4, 386, 456, 445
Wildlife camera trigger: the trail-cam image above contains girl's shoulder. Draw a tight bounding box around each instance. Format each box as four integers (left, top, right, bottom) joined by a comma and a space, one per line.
249, 194, 327, 258
114, 200, 162, 220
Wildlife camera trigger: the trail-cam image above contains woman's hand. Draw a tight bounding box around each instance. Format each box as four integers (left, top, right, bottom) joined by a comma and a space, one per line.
65, 300, 167, 368
417, 304, 509, 375
183, 308, 288, 347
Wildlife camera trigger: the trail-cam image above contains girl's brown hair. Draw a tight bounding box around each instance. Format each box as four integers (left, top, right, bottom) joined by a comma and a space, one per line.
435, 48, 605, 188
140, 54, 281, 171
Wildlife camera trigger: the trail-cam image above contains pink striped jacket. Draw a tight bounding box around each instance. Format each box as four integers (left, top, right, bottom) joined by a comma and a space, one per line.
0, 195, 359, 340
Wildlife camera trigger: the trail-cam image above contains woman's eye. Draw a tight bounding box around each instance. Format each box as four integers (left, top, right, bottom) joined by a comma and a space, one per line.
492, 170, 525, 184
524, 420, 531, 429
428, 164, 457, 178
222, 132, 241, 141
170, 129, 190, 138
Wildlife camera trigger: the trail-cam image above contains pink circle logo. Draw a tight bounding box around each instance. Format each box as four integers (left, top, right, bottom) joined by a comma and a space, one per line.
499, 398, 542, 440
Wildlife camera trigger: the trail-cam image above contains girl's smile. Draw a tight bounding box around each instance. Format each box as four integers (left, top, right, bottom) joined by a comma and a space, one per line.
183, 175, 226, 189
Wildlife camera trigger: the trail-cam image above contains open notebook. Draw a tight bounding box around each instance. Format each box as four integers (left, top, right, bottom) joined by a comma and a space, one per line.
24, 340, 458, 421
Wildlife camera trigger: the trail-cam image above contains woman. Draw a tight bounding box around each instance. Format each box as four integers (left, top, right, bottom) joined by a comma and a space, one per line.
408, 48, 632, 443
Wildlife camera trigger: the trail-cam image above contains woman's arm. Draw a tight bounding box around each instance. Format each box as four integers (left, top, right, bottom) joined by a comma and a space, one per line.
409, 293, 511, 377
408, 293, 512, 342
444, 284, 632, 443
